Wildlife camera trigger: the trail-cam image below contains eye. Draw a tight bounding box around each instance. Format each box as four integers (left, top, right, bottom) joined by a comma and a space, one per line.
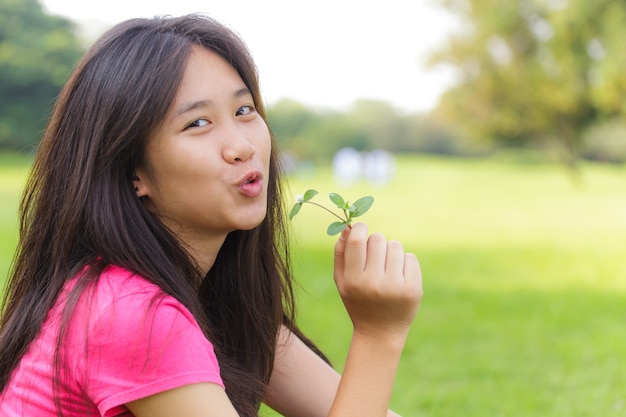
236, 105, 255, 117
184, 118, 210, 130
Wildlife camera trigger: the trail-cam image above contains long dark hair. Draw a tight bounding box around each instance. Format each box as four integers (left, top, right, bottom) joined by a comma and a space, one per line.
0, 14, 321, 416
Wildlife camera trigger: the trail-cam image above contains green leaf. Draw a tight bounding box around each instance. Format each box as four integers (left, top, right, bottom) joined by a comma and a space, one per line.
327, 221, 348, 236
350, 196, 374, 218
289, 203, 302, 220
303, 189, 318, 202
329, 192, 345, 209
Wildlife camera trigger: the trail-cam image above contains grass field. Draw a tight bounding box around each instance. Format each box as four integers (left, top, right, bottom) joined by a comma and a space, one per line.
1, 153, 625, 416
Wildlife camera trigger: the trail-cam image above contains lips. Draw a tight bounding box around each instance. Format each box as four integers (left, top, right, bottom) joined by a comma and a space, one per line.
238, 170, 264, 198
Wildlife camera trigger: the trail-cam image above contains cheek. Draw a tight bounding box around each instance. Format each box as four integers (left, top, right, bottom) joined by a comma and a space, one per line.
257, 124, 272, 164
264, 139, 272, 165
144, 146, 206, 199
157, 138, 213, 176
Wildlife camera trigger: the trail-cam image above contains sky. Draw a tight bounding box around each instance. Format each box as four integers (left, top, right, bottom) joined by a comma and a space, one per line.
40, 0, 459, 114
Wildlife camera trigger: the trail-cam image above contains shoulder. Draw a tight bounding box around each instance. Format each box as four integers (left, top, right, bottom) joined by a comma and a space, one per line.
94, 264, 164, 303
71, 265, 225, 414
78, 264, 197, 337
62, 264, 203, 359
74, 264, 223, 383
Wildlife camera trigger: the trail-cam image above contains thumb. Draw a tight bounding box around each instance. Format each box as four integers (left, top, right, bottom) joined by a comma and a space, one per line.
333, 226, 350, 282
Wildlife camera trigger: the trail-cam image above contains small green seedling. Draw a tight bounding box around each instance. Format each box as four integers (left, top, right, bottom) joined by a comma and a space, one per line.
289, 189, 374, 236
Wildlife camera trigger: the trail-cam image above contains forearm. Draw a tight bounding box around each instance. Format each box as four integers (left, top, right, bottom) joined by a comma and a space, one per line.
265, 327, 340, 417
265, 326, 403, 417
328, 330, 407, 417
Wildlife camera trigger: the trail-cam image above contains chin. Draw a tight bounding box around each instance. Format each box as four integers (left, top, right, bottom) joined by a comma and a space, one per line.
238, 213, 267, 231
231, 199, 268, 231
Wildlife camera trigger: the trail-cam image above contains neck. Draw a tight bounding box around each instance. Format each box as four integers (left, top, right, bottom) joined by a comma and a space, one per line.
185, 235, 228, 276
162, 224, 228, 276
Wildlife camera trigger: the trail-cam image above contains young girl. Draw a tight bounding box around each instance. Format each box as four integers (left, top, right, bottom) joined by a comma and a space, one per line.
0, 14, 422, 417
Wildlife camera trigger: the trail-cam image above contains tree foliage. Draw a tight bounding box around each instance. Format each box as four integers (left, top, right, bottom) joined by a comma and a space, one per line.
267, 98, 470, 161
0, 0, 84, 149
428, 0, 626, 166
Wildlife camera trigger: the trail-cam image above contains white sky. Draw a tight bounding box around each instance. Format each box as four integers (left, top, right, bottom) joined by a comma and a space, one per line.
40, 0, 458, 114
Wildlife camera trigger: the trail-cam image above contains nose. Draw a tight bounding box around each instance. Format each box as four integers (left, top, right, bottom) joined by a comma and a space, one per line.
222, 124, 256, 163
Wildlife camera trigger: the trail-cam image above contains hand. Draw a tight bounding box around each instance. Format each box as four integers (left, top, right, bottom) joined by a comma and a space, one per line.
333, 223, 423, 340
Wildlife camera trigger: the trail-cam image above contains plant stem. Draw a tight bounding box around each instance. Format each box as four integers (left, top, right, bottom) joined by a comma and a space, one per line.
306, 201, 346, 222
342, 208, 350, 225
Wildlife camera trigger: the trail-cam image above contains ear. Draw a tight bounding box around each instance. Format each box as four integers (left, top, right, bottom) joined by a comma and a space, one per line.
132, 170, 150, 198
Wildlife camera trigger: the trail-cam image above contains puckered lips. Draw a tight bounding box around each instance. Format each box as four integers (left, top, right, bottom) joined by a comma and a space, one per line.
237, 170, 264, 198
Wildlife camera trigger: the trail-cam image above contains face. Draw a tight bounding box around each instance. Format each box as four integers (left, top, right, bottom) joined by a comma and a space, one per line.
135, 46, 271, 253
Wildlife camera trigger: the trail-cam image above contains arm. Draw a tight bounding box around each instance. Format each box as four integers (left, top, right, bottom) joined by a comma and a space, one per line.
265, 326, 403, 417
266, 223, 421, 417
327, 223, 422, 417
126, 383, 238, 417
264, 325, 340, 417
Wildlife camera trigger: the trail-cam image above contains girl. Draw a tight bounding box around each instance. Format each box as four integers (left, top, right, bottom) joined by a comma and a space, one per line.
0, 14, 422, 417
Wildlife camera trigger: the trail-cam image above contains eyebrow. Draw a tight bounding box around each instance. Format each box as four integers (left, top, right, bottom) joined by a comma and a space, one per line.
174, 87, 253, 118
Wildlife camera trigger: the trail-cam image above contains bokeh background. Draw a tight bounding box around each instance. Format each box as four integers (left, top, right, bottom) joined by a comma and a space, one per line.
1, 0, 625, 415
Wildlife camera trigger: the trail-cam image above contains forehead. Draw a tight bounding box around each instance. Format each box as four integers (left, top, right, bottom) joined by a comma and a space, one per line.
173, 46, 247, 103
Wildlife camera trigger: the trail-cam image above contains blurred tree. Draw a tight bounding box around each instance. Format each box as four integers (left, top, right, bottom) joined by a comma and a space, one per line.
266, 99, 319, 149
267, 99, 327, 158
428, 0, 626, 168
268, 99, 366, 160
267, 98, 470, 161
0, 0, 83, 149
345, 100, 408, 150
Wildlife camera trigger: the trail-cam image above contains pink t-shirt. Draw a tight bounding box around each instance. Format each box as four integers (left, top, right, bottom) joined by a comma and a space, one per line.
0, 265, 224, 416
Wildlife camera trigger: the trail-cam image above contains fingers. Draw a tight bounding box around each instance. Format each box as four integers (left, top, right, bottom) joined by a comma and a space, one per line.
404, 252, 421, 283
332, 223, 423, 339
364, 232, 387, 274
336, 223, 409, 278
333, 227, 348, 281
385, 240, 406, 280
344, 223, 368, 273
334, 223, 368, 284
342, 224, 408, 281
335, 222, 420, 287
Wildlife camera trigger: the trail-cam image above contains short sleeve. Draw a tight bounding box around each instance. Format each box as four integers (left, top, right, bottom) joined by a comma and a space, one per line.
74, 273, 224, 417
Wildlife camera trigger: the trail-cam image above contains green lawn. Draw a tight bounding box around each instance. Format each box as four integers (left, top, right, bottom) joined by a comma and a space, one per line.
1, 154, 625, 416
0, 153, 31, 281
